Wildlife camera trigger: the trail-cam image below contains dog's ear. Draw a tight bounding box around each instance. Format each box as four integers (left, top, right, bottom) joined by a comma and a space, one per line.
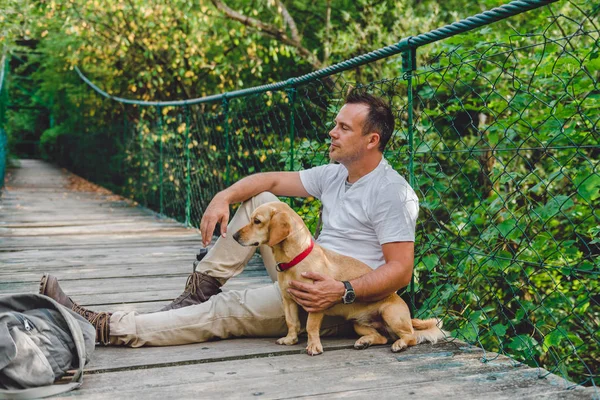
268, 211, 292, 246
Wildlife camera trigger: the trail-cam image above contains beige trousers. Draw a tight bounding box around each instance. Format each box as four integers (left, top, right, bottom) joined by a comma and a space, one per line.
110, 192, 352, 347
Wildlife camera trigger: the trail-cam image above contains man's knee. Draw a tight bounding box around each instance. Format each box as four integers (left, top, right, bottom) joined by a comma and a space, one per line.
236, 192, 281, 226
249, 192, 279, 210
252, 191, 279, 206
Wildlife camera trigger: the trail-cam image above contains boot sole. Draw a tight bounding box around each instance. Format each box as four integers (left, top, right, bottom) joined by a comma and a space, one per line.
39, 273, 50, 296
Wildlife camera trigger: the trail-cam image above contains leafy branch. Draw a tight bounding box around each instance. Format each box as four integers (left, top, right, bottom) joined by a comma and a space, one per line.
209, 0, 322, 70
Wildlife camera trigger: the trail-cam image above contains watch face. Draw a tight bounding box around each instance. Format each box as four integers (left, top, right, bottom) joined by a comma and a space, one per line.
345, 291, 356, 304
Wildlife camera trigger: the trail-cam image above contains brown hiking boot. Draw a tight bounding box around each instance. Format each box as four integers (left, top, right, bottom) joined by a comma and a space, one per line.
158, 271, 222, 312
39, 274, 75, 310
157, 248, 222, 312
40, 274, 112, 345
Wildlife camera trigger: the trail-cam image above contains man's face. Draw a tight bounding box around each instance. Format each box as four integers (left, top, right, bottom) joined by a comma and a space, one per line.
328, 103, 372, 164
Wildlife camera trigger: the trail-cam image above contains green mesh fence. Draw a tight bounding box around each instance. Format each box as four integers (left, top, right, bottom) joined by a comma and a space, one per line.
0, 54, 8, 189
41, 0, 599, 390
409, 9, 599, 386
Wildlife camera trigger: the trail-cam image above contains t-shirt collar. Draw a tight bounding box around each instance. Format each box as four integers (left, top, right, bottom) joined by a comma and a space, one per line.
345, 157, 387, 186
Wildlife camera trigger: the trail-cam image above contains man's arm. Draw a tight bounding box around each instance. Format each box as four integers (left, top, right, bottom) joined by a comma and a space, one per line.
351, 241, 414, 301
286, 241, 414, 313
200, 171, 310, 246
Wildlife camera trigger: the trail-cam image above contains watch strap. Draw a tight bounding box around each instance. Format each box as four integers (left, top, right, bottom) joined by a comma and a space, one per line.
342, 281, 355, 304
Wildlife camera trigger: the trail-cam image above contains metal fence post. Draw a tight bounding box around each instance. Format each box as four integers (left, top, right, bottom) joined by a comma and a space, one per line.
286, 86, 297, 207
157, 105, 164, 215
0, 54, 8, 190
402, 46, 417, 314
78, 87, 83, 148
184, 105, 192, 227
122, 108, 128, 177
286, 86, 296, 172
222, 97, 230, 188
0, 54, 7, 129
138, 120, 145, 206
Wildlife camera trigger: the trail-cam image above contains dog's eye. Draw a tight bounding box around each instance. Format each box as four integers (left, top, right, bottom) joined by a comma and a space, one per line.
253, 218, 261, 224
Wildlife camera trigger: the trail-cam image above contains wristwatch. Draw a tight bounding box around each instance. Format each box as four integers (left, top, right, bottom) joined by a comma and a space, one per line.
342, 281, 356, 304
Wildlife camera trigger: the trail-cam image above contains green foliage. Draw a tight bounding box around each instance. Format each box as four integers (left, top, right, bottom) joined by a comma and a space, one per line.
5, 109, 35, 151
38, 123, 67, 160
405, 1, 599, 385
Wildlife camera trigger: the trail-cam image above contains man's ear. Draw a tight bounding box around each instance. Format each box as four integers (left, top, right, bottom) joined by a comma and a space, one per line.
367, 132, 380, 150
268, 211, 292, 246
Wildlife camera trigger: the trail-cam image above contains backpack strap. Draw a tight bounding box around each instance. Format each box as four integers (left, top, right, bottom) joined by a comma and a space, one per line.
0, 380, 82, 400
0, 294, 90, 399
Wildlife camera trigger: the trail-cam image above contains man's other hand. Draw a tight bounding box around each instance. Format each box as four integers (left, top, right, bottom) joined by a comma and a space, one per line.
200, 193, 230, 247
287, 272, 345, 313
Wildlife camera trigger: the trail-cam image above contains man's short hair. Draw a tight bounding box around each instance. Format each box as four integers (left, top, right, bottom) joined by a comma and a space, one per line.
345, 90, 395, 152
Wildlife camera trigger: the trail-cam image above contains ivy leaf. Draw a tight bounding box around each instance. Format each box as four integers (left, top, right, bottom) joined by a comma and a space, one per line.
543, 327, 568, 352
575, 173, 600, 203
496, 219, 517, 239
508, 334, 539, 355
421, 255, 439, 271
454, 322, 479, 343
491, 323, 508, 337
538, 195, 574, 219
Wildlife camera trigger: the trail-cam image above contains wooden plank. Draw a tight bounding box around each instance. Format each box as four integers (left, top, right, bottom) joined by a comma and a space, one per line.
0, 255, 267, 280
0, 227, 198, 239
72, 362, 591, 400
0, 270, 270, 291
63, 343, 596, 399
0, 274, 274, 306
86, 337, 360, 372
0, 243, 202, 259
0, 262, 267, 282
0, 217, 169, 228
0, 221, 189, 237
0, 234, 203, 249
0, 238, 202, 253
1, 210, 159, 222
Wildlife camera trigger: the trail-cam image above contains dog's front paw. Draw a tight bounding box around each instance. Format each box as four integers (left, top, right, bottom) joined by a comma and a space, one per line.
306, 341, 323, 356
391, 339, 408, 352
276, 335, 298, 346
354, 338, 372, 350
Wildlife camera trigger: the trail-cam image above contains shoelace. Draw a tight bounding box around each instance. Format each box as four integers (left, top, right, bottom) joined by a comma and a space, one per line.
170, 273, 201, 303
72, 303, 111, 345
172, 272, 222, 304
171, 249, 211, 303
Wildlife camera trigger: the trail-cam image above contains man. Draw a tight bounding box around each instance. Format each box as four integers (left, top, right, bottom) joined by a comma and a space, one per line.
40, 90, 419, 347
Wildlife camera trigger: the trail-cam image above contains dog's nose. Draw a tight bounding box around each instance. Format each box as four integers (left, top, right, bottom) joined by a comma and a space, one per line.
232, 231, 241, 243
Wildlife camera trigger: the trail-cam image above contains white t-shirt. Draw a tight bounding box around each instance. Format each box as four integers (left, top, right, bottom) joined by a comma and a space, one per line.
299, 158, 419, 270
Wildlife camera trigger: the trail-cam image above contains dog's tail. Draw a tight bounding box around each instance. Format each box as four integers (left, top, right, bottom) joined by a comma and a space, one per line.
411, 318, 448, 344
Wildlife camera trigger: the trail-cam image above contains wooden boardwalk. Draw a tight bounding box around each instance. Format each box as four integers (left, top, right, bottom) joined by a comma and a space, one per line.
0, 159, 596, 399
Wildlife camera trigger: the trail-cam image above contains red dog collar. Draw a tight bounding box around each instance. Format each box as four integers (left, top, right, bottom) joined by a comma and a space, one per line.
276, 240, 315, 272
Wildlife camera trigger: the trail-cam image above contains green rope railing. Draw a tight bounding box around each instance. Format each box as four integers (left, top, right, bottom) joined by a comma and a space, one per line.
0, 54, 8, 189
31, 0, 600, 391
74, 0, 557, 106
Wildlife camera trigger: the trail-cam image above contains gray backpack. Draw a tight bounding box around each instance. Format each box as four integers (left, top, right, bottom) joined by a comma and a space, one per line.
0, 294, 96, 399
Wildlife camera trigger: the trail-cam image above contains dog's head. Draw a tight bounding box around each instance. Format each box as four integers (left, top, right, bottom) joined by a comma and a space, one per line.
233, 202, 297, 247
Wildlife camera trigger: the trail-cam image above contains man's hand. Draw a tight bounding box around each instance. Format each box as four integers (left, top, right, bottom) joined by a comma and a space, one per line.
287, 272, 345, 313
200, 193, 230, 247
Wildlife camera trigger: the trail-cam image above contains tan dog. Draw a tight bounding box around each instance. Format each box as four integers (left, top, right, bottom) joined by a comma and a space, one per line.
233, 201, 446, 355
